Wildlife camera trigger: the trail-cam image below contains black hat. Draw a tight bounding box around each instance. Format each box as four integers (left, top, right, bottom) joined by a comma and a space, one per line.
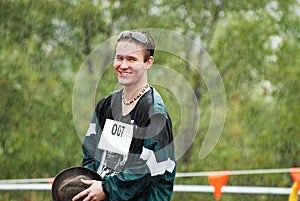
51, 166, 101, 201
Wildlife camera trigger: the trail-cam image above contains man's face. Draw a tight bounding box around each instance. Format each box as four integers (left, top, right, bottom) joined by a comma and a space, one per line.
113, 41, 152, 87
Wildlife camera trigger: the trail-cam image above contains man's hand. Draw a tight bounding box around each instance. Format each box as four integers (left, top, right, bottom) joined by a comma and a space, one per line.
72, 179, 106, 201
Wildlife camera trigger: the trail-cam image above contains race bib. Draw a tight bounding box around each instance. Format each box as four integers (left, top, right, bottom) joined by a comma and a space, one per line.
98, 119, 134, 155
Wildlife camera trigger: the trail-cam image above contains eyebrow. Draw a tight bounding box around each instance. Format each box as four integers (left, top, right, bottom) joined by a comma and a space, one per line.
115, 55, 138, 60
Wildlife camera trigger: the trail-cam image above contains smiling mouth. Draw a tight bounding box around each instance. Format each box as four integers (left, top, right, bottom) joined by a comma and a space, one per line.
120, 71, 132, 75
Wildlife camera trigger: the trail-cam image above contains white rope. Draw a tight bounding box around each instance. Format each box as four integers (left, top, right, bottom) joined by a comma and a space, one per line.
176, 168, 300, 177
0, 184, 297, 195
0, 184, 51, 190
174, 185, 296, 195
0, 178, 52, 184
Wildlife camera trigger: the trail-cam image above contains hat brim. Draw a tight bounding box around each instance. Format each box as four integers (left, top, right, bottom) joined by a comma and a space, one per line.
51, 166, 101, 201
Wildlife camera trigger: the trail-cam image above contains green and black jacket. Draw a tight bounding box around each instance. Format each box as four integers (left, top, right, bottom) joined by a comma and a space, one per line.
82, 87, 176, 201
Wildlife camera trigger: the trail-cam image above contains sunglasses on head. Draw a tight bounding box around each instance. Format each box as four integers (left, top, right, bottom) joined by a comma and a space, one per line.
117, 31, 148, 44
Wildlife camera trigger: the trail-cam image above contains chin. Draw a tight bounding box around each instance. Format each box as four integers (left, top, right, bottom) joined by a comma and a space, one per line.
118, 78, 131, 85
118, 80, 129, 86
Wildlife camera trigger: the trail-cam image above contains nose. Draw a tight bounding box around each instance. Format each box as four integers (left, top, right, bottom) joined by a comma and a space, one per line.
120, 60, 129, 69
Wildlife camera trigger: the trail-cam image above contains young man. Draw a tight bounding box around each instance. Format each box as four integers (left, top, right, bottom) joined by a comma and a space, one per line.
73, 30, 176, 201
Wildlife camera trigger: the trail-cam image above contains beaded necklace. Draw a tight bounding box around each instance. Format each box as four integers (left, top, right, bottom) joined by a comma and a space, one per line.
122, 84, 149, 105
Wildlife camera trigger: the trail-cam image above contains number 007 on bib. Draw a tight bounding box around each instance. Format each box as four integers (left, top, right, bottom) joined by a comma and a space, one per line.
98, 119, 134, 155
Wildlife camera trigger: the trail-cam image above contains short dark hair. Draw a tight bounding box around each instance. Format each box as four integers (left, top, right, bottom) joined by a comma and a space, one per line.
117, 30, 155, 62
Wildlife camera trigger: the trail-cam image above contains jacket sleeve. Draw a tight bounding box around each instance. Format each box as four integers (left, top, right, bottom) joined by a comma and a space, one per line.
82, 112, 101, 172
82, 97, 109, 172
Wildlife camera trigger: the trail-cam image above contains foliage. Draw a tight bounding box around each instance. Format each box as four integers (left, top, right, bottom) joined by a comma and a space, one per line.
1, 0, 299, 200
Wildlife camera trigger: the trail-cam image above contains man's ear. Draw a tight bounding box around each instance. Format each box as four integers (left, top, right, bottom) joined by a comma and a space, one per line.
145, 56, 154, 69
